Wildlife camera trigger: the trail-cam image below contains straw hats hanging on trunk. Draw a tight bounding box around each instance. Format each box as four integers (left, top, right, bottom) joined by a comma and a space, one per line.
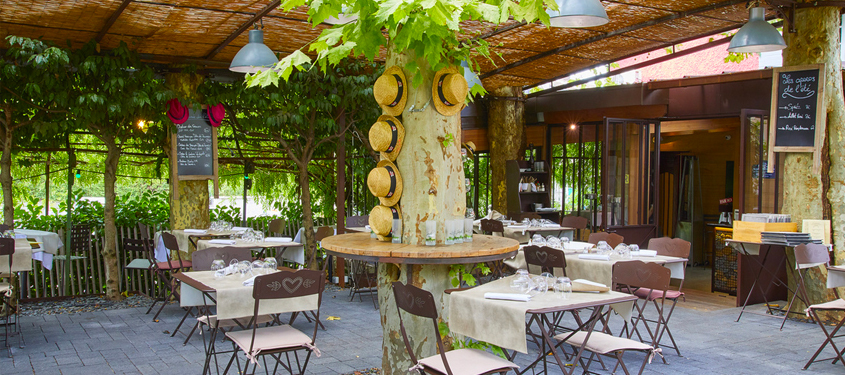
367, 64, 468, 242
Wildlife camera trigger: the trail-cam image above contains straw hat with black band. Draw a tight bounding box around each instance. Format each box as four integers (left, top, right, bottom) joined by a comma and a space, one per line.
432, 66, 468, 116
369, 115, 405, 161
369, 205, 401, 242
373, 66, 407, 116
367, 159, 403, 207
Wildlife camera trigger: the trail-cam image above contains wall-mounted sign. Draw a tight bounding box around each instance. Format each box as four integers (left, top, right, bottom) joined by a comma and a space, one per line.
767, 64, 826, 173
170, 108, 219, 199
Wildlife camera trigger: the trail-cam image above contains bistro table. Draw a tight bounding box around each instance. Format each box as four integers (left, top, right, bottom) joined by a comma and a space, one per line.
449, 275, 637, 375
504, 241, 595, 270
0, 238, 35, 274
196, 238, 304, 265
154, 230, 234, 262
565, 253, 687, 288
475, 223, 575, 244
15, 229, 63, 269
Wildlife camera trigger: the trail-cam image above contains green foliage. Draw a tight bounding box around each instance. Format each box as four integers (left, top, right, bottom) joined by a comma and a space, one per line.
438, 321, 506, 359
113, 189, 170, 228
441, 133, 455, 148
724, 52, 751, 64
449, 263, 490, 287
210, 204, 242, 225
248, 0, 557, 90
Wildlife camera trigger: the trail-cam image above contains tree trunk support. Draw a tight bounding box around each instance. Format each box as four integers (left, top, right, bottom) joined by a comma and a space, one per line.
488, 86, 525, 215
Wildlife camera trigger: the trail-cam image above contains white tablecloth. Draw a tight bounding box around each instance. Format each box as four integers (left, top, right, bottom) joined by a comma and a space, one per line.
564, 254, 687, 287
154, 230, 234, 262
828, 266, 845, 288
196, 239, 305, 265
0, 238, 34, 274
15, 229, 61, 270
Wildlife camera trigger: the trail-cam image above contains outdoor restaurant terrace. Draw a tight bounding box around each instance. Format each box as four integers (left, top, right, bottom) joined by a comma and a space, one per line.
2, 0, 845, 374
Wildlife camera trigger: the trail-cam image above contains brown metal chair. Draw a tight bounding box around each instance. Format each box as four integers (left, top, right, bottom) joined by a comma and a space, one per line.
148, 232, 193, 322
523, 245, 567, 276
635, 237, 690, 355
267, 218, 286, 237
348, 259, 378, 309
560, 215, 588, 230
0, 237, 22, 356
479, 219, 504, 236
798, 243, 845, 370
0, 224, 11, 233
392, 281, 519, 375
224, 269, 325, 375
613, 261, 669, 368
559, 260, 662, 375
346, 215, 370, 228
122, 237, 155, 290
522, 213, 542, 220
588, 232, 625, 248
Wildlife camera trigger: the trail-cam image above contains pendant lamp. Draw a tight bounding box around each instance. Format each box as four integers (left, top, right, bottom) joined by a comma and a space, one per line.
460, 60, 483, 92
547, 0, 609, 28
727, 7, 786, 53
229, 28, 279, 73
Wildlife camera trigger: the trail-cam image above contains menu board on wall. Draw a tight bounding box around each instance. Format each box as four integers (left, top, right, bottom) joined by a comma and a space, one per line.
170, 108, 219, 199
768, 64, 826, 173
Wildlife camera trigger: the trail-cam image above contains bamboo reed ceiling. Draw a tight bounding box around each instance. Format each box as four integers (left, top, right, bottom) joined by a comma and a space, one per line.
0, 0, 777, 90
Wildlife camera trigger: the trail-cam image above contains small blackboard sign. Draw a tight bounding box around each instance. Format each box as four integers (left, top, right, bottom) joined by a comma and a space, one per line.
176, 110, 215, 176
768, 64, 826, 173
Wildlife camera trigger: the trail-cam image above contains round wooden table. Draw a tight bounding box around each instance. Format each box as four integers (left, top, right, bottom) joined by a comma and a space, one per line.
321, 232, 519, 264
321, 232, 519, 375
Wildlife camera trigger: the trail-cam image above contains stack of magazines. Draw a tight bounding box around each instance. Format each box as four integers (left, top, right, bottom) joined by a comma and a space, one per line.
761, 232, 821, 246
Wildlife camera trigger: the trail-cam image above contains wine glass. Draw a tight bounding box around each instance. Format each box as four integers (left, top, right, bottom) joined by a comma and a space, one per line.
531, 234, 546, 246
546, 236, 562, 249
228, 258, 239, 273
561, 237, 571, 250
528, 276, 547, 297
211, 259, 226, 279
239, 260, 252, 277
264, 258, 278, 273
252, 260, 266, 275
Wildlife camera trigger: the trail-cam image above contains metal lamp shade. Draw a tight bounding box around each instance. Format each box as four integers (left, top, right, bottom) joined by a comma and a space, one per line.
460, 60, 483, 92
727, 7, 786, 53
229, 29, 278, 73
548, 0, 609, 28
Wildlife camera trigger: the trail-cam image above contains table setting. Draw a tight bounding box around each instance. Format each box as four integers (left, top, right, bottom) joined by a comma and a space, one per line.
4, 229, 62, 270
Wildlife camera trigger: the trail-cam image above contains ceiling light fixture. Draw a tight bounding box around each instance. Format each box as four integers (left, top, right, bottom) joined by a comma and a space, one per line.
547, 0, 609, 28
229, 22, 279, 73
727, 7, 786, 53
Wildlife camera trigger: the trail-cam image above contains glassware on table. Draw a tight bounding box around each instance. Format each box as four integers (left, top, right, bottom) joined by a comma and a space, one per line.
425, 221, 436, 246
628, 244, 639, 258
252, 260, 266, 275
464, 217, 474, 243
254, 230, 265, 243
554, 277, 572, 300
528, 276, 547, 297
522, 218, 530, 226
211, 259, 226, 279
453, 219, 464, 244
561, 237, 571, 250
238, 260, 252, 277
540, 272, 556, 287
546, 236, 562, 249
392, 218, 402, 244
228, 258, 239, 273
445, 220, 454, 245
264, 258, 277, 273
531, 234, 546, 247
530, 219, 540, 227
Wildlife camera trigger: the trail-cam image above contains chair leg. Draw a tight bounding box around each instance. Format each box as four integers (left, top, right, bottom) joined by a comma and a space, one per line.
804, 310, 845, 370
171, 306, 195, 337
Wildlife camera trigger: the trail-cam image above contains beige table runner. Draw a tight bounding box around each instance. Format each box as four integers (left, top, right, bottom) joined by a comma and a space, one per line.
564, 254, 686, 287
0, 238, 33, 274
449, 276, 634, 353
827, 266, 845, 288
180, 270, 319, 320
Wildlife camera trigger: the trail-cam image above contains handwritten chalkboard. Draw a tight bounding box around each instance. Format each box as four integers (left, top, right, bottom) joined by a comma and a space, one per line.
176, 110, 215, 177
767, 64, 827, 173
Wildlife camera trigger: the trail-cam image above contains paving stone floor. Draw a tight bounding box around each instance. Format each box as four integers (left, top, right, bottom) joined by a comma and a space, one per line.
1, 286, 844, 374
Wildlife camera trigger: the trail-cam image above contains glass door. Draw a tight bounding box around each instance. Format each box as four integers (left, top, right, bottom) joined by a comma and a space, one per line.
738, 109, 781, 216
602, 118, 661, 247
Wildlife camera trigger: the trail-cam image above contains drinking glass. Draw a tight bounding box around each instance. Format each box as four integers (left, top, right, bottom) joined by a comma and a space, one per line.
454, 220, 464, 244
445, 220, 454, 245
425, 221, 436, 246
511, 273, 531, 291
554, 277, 572, 300
528, 276, 547, 297
561, 237, 571, 250
252, 260, 266, 275
211, 260, 226, 279
238, 260, 252, 278
392, 219, 402, 244
628, 244, 639, 257
228, 258, 239, 273
255, 231, 265, 243
531, 234, 546, 246
546, 236, 562, 249
464, 218, 474, 242
264, 258, 278, 273
540, 272, 556, 288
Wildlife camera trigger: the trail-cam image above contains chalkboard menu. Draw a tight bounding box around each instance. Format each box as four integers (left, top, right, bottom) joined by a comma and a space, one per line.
767, 64, 827, 173
176, 109, 216, 177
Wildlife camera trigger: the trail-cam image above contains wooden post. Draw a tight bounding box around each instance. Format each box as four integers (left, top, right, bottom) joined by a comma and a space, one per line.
780, 4, 844, 320
336, 109, 346, 288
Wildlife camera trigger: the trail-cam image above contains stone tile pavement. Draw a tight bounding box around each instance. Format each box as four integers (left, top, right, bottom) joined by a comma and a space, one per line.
1, 286, 844, 374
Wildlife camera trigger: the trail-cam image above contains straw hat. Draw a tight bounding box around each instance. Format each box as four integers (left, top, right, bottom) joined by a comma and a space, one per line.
462, 141, 476, 159
367, 160, 403, 206
432, 66, 468, 116
369, 115, 405, 161
369, 205, 401, 241
373, 66, 407, 116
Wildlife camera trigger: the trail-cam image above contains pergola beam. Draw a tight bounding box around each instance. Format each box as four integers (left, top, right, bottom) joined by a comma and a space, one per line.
479, 0, 747, 79
96, 0, 133, 43
205, 0, 282, 60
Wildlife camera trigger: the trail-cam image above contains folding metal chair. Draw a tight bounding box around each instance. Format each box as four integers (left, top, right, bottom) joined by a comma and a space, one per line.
560, 215, 588, 240
148, 232, 193, 322
479, 219, 508, 279
0, 237, 23, 357
798, 243, 845, 370
267, 218, 286, 237
523, 245, 567, 276
224, 269, 325, 375
634, 236, 690, 356
348, 258, 378, 309
346, 215, 369, 228
53, 224, 91, 294
588, 231, 625, 248
122, 237, 155, 295
609, 260, 670, 369
392, 281, 519, 375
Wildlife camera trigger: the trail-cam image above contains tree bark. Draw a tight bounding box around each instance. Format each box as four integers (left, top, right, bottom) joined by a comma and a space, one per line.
298, 163, 318, 270
781, 4, 843, 320
1, 118, 14, 226
393, 49, 466, 245
101, 135, 122, 301
488, 86, 525, 215
165, 73, 210, 255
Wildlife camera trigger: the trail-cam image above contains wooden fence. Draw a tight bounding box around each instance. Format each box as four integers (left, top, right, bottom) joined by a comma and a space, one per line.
17, 218, 332, 300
